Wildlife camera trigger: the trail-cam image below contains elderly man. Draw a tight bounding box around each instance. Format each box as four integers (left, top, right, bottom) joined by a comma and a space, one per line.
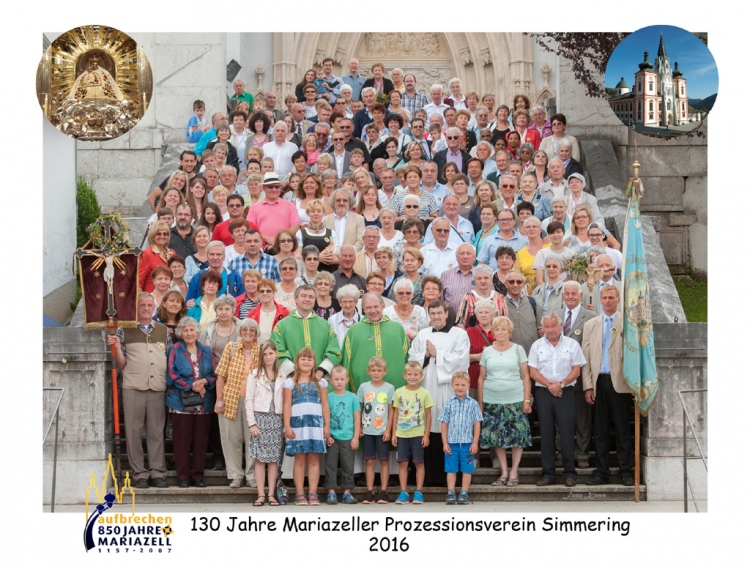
583, 254, 622, 314
312, 121, 332, 152
186, 241, 244, 301
493, 173, 520, 213
529, 311, 587, 487
420, 218, 459, 277
354, 226, 383, 278
401, 73, 429, 117
261, 122, 297, 179
231, 78, 254, 108
332, 244, 367, 297
559, 281, 597, 468
247, 172, 301, 246
290, 103, 314, 138
538, 158, 570, 202
582, 285, 634, 487
424, 195, 474, 246
378, 168, 401, 207
342, 292, 409, 392
218, 164, 248, 197
504, 269, 542, 356
107, 293, 171, 489
424, 84, 450, 121
487, 150, 511, 187
433, 127, 471, 184
409, 300, 470, 486
420, 161, 451, 213
169, 203, 197, 259
264, 91, 284, 123
474, 141, 498, 178
195, 111, 227, 158
440, 242, 476, 314
227, 228, 281, 282
342, 57, 366, 101
353, 87, 377, 140
477, 209, 529, 268
324, 189, 365, 252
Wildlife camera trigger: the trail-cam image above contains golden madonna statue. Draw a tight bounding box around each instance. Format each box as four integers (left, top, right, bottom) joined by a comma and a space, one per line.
37, 26, 152, 141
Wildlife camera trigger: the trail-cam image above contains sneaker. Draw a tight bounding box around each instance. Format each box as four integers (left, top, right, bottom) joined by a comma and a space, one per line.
457, 490, 470, 505
395, 491, 410, 505
412, 490, 424, 504
342, 493, 358, 504
445, 490, 457, 505
362, 490, 376, 504
326, 493, 338, 505
229, 478, 243, 489
377, 490, 389, 504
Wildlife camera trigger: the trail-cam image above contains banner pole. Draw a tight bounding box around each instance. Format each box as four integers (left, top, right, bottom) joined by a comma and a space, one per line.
635, 404, 640, 502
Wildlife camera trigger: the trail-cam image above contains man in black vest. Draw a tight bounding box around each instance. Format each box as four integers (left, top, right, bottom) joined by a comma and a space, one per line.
108, 293, 172, 489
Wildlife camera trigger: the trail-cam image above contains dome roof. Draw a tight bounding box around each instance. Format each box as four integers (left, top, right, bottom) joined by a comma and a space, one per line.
615, 77, 629, 89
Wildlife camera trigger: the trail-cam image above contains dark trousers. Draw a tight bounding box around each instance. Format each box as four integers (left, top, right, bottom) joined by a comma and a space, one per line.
325, 438, 355, 489
536, 386, 576, 481
208, 413, 224, 464
554, 384, 592, 460
171, 413, 213, 482
423, 432, 447, 487
593, 375, 634, 479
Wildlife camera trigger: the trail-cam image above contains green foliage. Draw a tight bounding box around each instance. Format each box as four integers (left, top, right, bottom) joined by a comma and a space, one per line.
76, 176, 100, 248
673, 277, 707, 322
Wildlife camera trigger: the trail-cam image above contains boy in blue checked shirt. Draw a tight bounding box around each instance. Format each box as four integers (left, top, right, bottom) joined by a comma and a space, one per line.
439, 371, 483, 505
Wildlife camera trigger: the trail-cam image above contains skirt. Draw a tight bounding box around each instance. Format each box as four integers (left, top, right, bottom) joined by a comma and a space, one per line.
480, 402, 532, 449
248, 410, 284, 463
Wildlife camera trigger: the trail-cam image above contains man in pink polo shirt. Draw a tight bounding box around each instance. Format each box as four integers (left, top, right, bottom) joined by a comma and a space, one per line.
247, 172, 301, 248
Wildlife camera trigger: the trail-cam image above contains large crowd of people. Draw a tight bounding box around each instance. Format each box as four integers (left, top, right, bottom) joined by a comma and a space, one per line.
114, 59, 635, 506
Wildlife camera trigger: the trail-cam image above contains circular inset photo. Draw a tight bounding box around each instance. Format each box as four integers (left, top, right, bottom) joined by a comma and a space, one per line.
605, 25, 717, 137
36, 25, 153, 140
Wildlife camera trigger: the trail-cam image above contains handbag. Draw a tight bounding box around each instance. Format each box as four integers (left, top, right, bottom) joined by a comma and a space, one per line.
180, 389, 204, 409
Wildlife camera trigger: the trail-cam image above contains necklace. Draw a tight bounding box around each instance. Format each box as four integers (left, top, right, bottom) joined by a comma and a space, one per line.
308, 222, 324, 232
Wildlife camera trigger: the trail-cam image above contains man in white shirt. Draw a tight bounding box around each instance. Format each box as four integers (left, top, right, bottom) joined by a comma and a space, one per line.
423, 195, 474, 245
424, 84, 450, 121
262, 122, 298, 179
528, 311, 587, 487
420, 218, 458, 277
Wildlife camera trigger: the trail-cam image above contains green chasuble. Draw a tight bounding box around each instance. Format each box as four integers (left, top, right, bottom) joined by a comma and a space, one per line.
271, 311, 342, 378
342, 316, 410, 392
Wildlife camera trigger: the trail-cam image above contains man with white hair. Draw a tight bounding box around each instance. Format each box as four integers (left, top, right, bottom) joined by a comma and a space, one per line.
342, 57, 366, 101
230, 78, 254, 108
433, 127, 471, 184
440, 242, 476, 314
186, 241, 244, 301
420, 218, 459, 277
218, 164, 248, 197
582, 254, 622, 314
324, 189, 365, 252
424, 195, 474, 246
487, 150, 511, 187
475, 141, 498, 178
538, 158, 570, 202
353, 87, 377, 140
424, 84, 450, 120
354, 226, 383, 278
261, 122, 297, 178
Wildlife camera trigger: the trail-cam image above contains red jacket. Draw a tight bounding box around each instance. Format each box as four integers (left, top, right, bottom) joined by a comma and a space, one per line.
247, 300, 289, 329
139, 246, 175, 292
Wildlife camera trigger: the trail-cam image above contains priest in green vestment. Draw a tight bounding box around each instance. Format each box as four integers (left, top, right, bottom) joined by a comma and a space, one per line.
271, 285, 342, 378
342, 293, 410, 392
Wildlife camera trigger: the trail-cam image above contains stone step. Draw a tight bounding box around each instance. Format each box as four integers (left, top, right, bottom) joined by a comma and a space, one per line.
126, 484, 645, 504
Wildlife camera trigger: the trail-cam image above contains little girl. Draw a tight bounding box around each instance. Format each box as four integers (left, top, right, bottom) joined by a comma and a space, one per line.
283, 348, 330, 506
246, 340, 285, 506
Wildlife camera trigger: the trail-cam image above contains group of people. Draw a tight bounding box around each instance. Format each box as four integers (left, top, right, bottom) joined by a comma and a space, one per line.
112, 59, 634, 506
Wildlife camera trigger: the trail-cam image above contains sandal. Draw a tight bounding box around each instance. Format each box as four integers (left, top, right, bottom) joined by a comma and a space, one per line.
491, 476, 509, 486
268, 496, 280, 507
308, 493, 320, 506
295, 493, 309, 506
506, 477, 519, 487
253, 495, 266, 507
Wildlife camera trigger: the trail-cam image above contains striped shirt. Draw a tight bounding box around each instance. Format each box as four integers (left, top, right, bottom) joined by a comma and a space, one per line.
438, 395, 483, 444
391, 191, 438, 220
440, 266, 475, 314
227, 251, 281, 282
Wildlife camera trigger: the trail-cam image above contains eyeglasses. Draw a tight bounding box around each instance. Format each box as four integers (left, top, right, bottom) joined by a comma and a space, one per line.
498, 218, 514, 222
228, 203, 243, 208
305, 257, 319, 262
588, 232, 604, 238
404, 205, 419, 209
155, 232, 169, 237
281, 266, 296, 271
434, 228, 450, 234
446, 136, 459, 140
204, 281, 220, 287
279, 239, 293, 243
259, 289, 273, 294
396, 291, 413, 296
333, 138, 345, 142
340, 125, 352, 129
507, 280, 525, 285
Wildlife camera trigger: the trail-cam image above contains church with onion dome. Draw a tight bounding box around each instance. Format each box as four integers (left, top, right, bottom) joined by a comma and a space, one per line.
608, 34, 689, 128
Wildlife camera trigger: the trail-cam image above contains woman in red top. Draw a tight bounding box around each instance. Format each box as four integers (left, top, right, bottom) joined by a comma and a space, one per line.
465, 299, 497, 397
507, 109, 540, 151
139, 220, 175, 292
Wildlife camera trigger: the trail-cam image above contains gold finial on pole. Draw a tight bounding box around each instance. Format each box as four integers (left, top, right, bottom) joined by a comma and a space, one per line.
633, 159, 641, 181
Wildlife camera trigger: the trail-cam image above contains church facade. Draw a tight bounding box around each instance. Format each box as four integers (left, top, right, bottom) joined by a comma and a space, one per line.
608, 35, 688, 127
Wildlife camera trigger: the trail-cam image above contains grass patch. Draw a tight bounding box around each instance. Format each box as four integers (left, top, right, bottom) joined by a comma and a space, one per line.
673, 277, 707, 322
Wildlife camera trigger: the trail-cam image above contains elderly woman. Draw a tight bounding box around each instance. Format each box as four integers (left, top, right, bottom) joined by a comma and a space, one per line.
388, 247, 424, 306
518, 172, 552, 222
518, 143, 535, 172
363, 62, 394, 95
297, 199, 338, 273
393, 218, 424, 272
235, 269, 262, 319
388, 89, 404, 114
213, 315, 260, 489
420, 276, 456, 326
478, 315, 532, 487
567, 172, 606, 228
384, 278, 429, 341
492, 247, 516, 296
296, 245, 321, 286
375, 246, 401, 297
311, 152, 334, 177
378, 209, 403, 248
313, 271, 339, 320
274, 230, 305, 275
168, 255, 188, 298
167, 316, 217, 488
187, 270, 222, 325
185, 226, 210, 282
224, 219, 248, 268
395, 193, 423, 232
300, 134, 320, 169
139, 221, 174, 293
155, 290, 187, 344
456, 264, 508, 329
466, 299, 498, 399
531, 255, 565, 313
275, 258, 299, 311
250, 278, 290, 342
327, 284, 361, 348
392, 166, 438, 223
515, 216, 549, 294
207, 123, 240, 170
529, 106, 553, 140
455, 109, 477, 152
539, 113, 580, 162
